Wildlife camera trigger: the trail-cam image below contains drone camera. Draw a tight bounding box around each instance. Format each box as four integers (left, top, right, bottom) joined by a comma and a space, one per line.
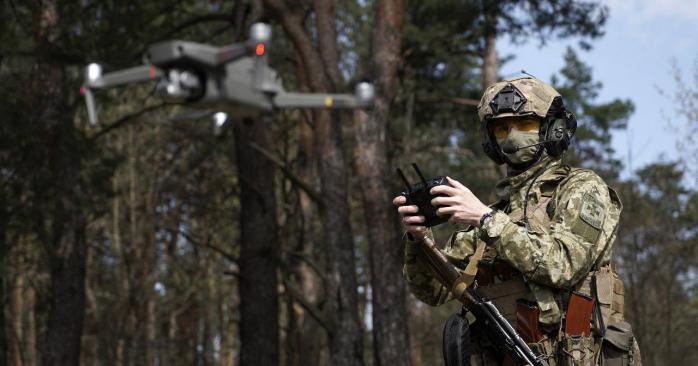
158, 69, 204, 101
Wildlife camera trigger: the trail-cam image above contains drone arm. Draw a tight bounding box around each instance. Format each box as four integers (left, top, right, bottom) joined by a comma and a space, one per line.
216, 43, 251, 64
87, 65, 163, 89
81, 64, 164, 125
272, 83, 374, 109
272, 93, 363, 109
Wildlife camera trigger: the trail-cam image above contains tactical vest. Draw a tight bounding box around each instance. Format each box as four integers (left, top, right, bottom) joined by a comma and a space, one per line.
473, 167, 628, 364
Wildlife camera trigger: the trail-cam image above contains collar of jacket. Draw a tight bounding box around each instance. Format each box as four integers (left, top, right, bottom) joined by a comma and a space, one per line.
494, 155, 562, 200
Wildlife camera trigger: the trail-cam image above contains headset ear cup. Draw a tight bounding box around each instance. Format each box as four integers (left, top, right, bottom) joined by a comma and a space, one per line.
566, 111, 577, 140
543, 118, 568, 157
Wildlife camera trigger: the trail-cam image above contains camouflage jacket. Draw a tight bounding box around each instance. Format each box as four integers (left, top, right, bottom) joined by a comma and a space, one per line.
403, 156, 622, 324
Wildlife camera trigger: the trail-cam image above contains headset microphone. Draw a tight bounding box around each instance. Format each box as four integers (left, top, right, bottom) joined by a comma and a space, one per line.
501, 139, 556, 154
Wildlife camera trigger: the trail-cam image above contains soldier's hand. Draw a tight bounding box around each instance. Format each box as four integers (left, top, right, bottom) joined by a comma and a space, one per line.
393, 195, 427, 239
430, 177, 491, 227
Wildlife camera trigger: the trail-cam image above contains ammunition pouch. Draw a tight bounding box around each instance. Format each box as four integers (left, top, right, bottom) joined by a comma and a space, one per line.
559, 334, 595, 366
573, 266, 626, 333
558, 291, 596, 366
602, 321, 638, 366
528, 335, 557, 365
594, 266, 625, 324
568, 267, 641, 366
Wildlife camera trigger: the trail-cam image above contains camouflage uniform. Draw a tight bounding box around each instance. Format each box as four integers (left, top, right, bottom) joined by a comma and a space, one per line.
403, 77, 640, 365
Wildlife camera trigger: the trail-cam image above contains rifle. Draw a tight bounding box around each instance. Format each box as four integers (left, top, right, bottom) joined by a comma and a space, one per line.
418, 236, 549, 366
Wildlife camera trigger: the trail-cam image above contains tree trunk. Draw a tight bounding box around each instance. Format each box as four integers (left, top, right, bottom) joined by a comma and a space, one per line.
287, 56, 324, 366
481, 3, 505, 178
164, 198, 182, 366
353, 1, 411, 365
33, 3, 88, 364
263, 1, 365, 365
43, 210, 87, 366
481, 3, 497, 89
482, 33, 497, 89
234, 116, 280, 366
313, 4, 365, 361
315, 109, 364, 366
111, 169, 129, 366
24, 247, 37, 366
43, 213, 87, 366
81, 242, 98, 366
11, 256, 24, 366
218, 272, 235, 366
0, 201, 8, 366
0, 278, 7, 366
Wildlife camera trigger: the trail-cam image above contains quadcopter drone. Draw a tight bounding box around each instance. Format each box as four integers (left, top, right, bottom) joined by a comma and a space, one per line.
81, 23, 375, 128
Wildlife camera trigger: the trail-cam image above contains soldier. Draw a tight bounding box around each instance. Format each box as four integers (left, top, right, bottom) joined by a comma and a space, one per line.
393, 77, 640, 365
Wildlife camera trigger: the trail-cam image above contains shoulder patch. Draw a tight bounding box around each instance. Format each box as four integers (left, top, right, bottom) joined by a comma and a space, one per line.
579, 193, 605, 229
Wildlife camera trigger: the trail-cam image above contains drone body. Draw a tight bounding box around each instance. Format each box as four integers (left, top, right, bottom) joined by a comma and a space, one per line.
81, 23, 374, 126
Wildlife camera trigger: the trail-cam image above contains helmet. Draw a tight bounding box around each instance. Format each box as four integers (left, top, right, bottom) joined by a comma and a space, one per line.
477, 76, 577, 166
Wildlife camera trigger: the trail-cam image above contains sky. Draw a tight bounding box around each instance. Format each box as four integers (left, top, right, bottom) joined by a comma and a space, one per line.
498, 0, 698, 180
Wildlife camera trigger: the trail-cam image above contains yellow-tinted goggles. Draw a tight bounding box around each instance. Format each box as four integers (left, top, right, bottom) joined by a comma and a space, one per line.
489, 117, 541, 140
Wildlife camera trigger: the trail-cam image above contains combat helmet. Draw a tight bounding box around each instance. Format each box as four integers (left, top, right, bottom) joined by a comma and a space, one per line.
477, 76, 577, 167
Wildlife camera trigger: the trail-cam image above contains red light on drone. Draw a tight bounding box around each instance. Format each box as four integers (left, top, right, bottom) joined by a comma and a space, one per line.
255, 43, 265, 56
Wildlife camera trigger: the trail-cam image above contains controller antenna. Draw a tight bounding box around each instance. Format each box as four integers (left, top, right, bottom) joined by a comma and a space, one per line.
412, 163, 428, 186
397, 168, 412, 190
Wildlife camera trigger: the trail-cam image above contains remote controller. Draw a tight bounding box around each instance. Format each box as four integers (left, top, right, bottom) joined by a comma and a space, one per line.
397, 163, 450, 227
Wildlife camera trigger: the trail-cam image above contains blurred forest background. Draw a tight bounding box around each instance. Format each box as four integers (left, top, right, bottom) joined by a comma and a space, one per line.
1, 1, 697, 366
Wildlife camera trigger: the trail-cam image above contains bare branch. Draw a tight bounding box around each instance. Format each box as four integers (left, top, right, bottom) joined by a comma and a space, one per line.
262, 0, 328, 92
281, 277, 329, 331
8, 48, 86, 65
416, 96, 480, 106
167, 13, 236, 36
176, 228, 238, 263
282, 249, 327, 284
248, 142, 324, 208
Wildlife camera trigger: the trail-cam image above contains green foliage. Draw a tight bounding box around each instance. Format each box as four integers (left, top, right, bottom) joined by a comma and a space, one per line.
615, 162, 698, 365
551, 47, 634, 178
487, 0, 608, 48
